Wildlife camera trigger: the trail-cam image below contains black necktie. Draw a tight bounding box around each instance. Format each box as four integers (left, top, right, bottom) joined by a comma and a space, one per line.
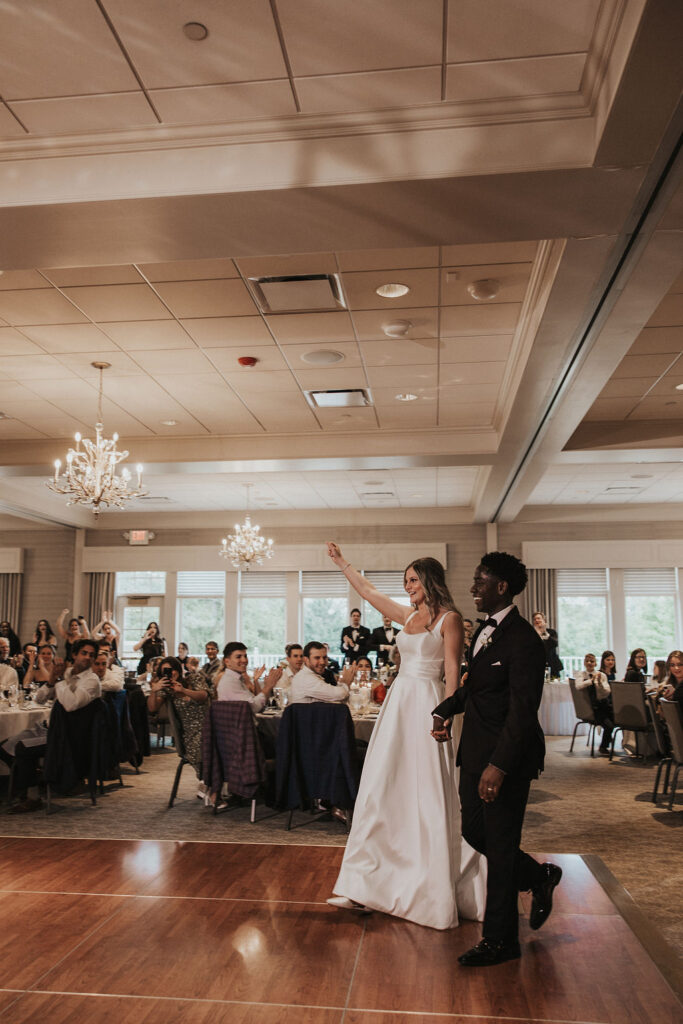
478, 617, 498, 629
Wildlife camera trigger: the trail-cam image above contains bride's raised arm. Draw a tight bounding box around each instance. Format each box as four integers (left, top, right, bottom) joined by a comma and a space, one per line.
326, 542, 412, 625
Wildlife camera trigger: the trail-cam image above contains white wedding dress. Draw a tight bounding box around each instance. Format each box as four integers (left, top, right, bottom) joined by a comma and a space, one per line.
332, 611, 486, 929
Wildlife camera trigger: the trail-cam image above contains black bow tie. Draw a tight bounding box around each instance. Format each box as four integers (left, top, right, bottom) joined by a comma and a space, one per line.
477, 617, 498, 628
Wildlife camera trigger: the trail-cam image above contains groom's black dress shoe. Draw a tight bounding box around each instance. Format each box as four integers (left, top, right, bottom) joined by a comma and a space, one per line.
458, 939, 521, 967
529, 862, 562, 930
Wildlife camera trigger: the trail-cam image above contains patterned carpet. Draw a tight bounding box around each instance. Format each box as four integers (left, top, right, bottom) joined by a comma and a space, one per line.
1, 734, 681, 957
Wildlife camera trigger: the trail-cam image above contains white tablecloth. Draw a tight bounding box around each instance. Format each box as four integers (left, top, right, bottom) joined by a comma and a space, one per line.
0, 703, 51, 774
256, 709, 378, 745
538, 681, 575, 736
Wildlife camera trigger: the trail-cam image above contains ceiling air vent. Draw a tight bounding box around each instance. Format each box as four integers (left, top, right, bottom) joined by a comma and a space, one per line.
247, 273, 347, 314
306, 389, 371, 409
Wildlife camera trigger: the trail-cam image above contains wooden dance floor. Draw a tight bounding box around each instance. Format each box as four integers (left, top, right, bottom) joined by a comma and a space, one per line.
0, 837, 680, 1023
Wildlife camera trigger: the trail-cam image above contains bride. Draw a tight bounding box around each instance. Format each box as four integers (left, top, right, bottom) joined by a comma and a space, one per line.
325, 542, 486, 930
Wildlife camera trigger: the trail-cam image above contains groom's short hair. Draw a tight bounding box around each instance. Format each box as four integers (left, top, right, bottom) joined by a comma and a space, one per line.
480, 551, 528, 598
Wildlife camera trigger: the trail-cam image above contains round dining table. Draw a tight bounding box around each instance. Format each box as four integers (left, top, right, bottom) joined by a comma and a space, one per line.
256, 705, 379, 746
538, 680, 575, 736
0, 702, 52, 774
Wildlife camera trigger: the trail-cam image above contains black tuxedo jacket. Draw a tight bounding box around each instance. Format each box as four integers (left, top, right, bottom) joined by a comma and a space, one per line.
340, 625, 371, 660
433, 606, 546, 779
370, 624, 400, 664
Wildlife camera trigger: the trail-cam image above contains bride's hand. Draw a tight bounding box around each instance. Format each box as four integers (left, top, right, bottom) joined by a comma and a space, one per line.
326, 541, 344, 564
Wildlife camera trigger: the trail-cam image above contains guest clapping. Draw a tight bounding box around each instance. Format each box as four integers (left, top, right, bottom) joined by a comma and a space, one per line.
532, 611, 563, 678
215, 643, 282, 711
340, 608, 371, 663
574, 653, 614, 756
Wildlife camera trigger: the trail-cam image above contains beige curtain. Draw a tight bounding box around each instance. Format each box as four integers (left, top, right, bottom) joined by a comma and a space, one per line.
0, 573, 22, 631
86, 572, 116, 627
521, 568, 558, 628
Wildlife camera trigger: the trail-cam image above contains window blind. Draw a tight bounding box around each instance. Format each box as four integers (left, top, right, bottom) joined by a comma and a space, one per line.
177, 571, 226, 597
556, 569, 608, 595
300, 571, 348, 598
364, 571, 406, 598
623, 568, 677, 595
239, 571, 288, 598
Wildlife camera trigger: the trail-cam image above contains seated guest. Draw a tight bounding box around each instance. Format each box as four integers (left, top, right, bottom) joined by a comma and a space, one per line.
201, 641, 222, 682
14, 642, 38, 687
599, 650, 618, 682
282, 643, 304, 685
36, 638, 101, 711
56, 608, 90, 663
340, 608, 371, 663
22, 643, 55, 691
0, 620, 21, 657
532, 611, 563, 678
648, 660, 668, 694
147, 656, 213, 791
99, 642, 125, 689
322, 643, 340, 673
0, 637, 19, 691
370, 615, 400, 666
625, 648, 648, 682
91, 611, 121, 660
177, 642, 190, 674
187, 656, 201, 672
354, 656, 374, 682
659, 650, 683, 704
92, 648, 123, 692
215, 642, 282, 711
32, 618, 57, 648
290, 642, 352, 705
574, 652, 613, 755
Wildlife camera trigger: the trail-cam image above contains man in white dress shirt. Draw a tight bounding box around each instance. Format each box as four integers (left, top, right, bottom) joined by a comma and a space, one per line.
0, 637, 19, 691
92, 648, 124, 692
289, 642, 351, 704
36, 638, 101, 711
216, 642, 282, 710
282, 643, 304, 685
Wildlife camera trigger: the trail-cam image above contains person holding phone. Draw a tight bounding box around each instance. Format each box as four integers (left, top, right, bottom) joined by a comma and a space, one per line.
147, 656, 212, 793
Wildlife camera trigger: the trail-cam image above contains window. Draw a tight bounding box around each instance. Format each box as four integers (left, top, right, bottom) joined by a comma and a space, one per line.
362, 572, 407, 632
557, 569, 609, 674
115, 571, 166, 595
176, 572, 225, 656
624, 568, 677, 662
120, 604, 162, 661
239, 572, 287, 663
301, 571, 349, 656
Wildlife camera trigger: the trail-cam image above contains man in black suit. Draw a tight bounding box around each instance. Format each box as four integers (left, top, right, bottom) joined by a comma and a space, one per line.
340, 608, 371, 663
432, 552, 562, 966
370, 615, 400, 666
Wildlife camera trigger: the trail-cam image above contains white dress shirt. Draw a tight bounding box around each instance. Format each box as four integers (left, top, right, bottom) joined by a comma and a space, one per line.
574, 670, 611, 701
36, 666, 101, 711
216, 668, 267, 711
0, 662, 19, 690
472, 604, 515, 657
289, 665, 350, 705
99, 667, 124, 693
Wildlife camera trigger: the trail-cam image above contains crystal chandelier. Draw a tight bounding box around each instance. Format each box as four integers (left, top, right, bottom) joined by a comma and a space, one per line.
219, 484, 274, 570
47, 361, 147, 516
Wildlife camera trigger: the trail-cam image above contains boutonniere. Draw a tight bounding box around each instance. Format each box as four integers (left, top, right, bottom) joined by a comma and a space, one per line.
480, 635, 494, 649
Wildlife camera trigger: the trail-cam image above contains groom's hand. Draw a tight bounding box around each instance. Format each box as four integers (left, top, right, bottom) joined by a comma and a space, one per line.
478, 764, 505, 802
430, 715, 451, 742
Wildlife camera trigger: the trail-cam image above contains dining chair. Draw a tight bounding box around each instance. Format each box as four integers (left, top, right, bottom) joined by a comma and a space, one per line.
659, 700, 683, 810
568, 678, 599, 757
609, 681, 654, 760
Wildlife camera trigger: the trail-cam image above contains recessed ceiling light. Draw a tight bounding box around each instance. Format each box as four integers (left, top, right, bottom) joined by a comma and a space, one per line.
300, 349, 345, 365
395, 393, 418, 401
675, 384, 683, 391
467, 278, 500, 301
161, 419, 177, 426
183, 21, 209, 41
382, 319, 412, 338
376, 283, 410, 299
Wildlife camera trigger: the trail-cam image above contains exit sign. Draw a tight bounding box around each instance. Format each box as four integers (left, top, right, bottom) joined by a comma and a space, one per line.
128, 530, 150, 545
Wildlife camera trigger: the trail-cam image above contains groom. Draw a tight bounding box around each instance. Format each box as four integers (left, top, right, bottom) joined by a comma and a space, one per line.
432, 551, 562, 966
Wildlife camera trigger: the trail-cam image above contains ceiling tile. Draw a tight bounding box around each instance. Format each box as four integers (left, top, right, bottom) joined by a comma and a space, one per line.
101, 321, 196, 351
43, 265, 143, 287
21, 323, 118, 354
646, 374, 683, 398
279, 0, 443, 76
229, 370, 300, 394
628, 397, 683, 420
353, 307, 438, 341
236, 253, 340, 278
583, 397, 639, 421
11, 411, 93, 437
132, 349, 216, 376
155, 279, 257, 318
341, 268, 438, 310
445, 53, 584, 103
139, 258, 239, 282
104, 0, 288, 88
0, 289, 87, 326
54, 351, 144, 379
447, 0, 600, 62
599, 377, 658, 399
297, 67, 441, 114
336, 247, 439, 272
98, 376, 206, 433
151, 81, 296, 125
0, 328, 44, 356
0, 354, 77, 381
375, 404, 437, 429
627, 326, 683, 356
153, 373, 262, 434
294, 366, 368, 391
441, 241, 538, 265
440, 303, 521, 336
0, 270, 51, 290
646, 293, 683, 327
0, 0, 139, 99
439, 382, 500, 404
366, 364, 437, 389
439, 362, 506, 386
239, 392, 319, 431
265, 311, 354, 345
612, 353, 676, 379
11, 93, 157, 135
281, 342, 363, 369
0, 382, 46, 404
316, 407, 379, 432
62, 284, 171, 322
439, 335, 513, 363
370, 386, 437, 408
181, 316, 274, 348
0, 105, 27, 138
0, 419, 47, 440
441, 263, 531, 305
359, 338, 439, 367
207, 347, 289, 375
438, 401, 496, 427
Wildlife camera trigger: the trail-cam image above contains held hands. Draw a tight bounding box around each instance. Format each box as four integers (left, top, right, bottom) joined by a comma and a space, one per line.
478, 764, 505, 803
430, 715, 452, 743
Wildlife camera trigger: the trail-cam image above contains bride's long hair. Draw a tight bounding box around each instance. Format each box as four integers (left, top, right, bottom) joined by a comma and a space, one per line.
404, 557, 459, 621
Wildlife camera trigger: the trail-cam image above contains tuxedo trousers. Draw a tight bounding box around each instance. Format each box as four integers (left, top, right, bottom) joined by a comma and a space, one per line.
459, 770, 544, 944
